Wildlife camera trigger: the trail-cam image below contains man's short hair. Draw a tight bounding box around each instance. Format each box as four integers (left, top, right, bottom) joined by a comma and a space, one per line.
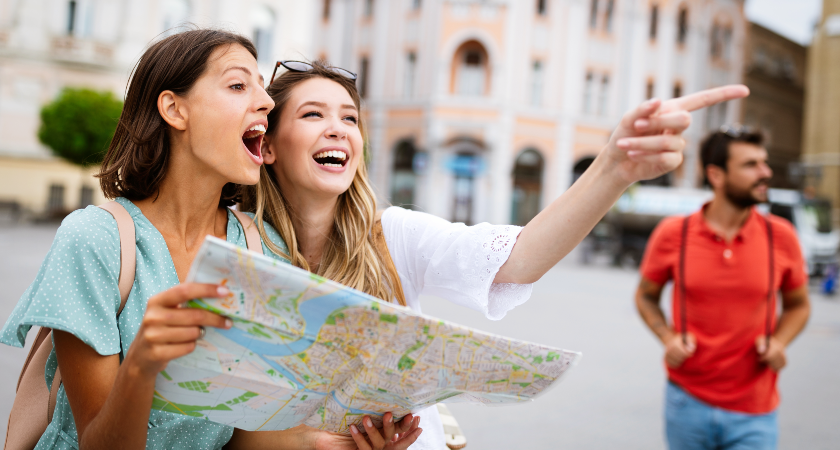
700, 125, 764, 186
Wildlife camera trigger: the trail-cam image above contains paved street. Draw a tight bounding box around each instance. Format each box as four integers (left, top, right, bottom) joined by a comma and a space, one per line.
1, 223, 838, 449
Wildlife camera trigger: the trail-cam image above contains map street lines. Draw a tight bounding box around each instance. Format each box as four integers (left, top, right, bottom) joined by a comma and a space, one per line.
151, 236, 581, 432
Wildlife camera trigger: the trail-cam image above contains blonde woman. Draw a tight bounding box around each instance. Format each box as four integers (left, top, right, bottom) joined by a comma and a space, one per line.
243, 60, 748, 450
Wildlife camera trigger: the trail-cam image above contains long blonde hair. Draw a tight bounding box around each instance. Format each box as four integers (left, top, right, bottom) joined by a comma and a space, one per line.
241, 61, 406, 306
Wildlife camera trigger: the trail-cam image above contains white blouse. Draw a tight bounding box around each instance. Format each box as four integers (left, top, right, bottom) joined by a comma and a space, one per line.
380, 206, 534, 450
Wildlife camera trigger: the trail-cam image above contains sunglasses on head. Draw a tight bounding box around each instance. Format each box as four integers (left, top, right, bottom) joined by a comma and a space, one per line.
269, 61, 358, 86
719, 123, 756, 139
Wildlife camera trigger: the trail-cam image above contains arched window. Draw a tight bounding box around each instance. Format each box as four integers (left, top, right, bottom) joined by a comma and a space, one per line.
390, 140, 418, 208
452, 151, 480, 224
511, 149, 544, 225
251, 5, 275, 63
677, 6, 689, 45
162, 0, 190, 34
451, 41, 489, 96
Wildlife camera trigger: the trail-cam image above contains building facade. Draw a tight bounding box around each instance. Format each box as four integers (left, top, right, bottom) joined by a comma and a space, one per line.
740, 22, 806, 189
315, 0, 746, 225
803, 0, 840, 220
0, 0, 317, 218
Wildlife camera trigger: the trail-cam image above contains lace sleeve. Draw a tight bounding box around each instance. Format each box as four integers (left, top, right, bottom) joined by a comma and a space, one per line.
381, 207, 533, 320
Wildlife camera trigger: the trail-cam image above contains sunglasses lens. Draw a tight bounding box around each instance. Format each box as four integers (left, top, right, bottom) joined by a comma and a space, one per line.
332, 68, 358, 80
283, 61, 314, 72
276, 61, 357, 82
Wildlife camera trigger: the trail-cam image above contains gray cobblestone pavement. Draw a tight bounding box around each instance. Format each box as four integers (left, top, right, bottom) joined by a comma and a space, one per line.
1, 223, 838, 449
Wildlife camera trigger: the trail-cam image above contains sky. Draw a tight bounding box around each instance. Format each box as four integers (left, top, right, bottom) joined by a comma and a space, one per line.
745, 0, 823, 45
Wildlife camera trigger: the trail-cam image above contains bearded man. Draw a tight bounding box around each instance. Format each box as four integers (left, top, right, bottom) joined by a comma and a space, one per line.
635, 126, 811, 450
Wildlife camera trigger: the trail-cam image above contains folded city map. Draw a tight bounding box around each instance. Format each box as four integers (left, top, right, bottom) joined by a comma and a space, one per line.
151, 236, 581, 433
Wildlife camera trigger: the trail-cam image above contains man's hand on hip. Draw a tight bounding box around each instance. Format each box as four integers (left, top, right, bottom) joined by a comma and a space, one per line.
756, 336, 787, 372
664, 332, 696, 368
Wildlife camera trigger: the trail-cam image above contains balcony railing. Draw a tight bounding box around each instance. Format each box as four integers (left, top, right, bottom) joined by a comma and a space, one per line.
50, 36, 114, 67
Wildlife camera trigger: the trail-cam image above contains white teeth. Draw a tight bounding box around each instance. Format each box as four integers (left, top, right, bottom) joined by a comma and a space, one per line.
246, 124, 266, 134
313, 151, 347, 160
320, 162, 342, 167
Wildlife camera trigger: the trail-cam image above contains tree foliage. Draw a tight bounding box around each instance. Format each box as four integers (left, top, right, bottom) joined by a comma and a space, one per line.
38, 87, 123, 167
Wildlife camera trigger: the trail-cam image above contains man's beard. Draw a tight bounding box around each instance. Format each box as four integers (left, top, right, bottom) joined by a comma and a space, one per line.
724, 179, 770, 209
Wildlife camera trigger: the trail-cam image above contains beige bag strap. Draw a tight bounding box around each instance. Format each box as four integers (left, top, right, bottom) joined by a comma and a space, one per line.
4, 201, 136, 450
98, 201, 137, 311
14, 327, 51, 392
47, 202, 135, 417
230, 208, 264, 255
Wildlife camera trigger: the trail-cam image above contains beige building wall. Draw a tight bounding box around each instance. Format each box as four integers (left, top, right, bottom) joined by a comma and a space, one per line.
0, 157, 106, 217
803, 0, 840, 220
316, 0, 746, 225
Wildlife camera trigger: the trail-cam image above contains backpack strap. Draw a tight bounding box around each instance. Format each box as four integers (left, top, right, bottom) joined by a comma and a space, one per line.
45, 202, 137, 420
50, 202, 134, 418
6, 201, 137, 446
99, 201, 137, 312
230, 208, 264, 255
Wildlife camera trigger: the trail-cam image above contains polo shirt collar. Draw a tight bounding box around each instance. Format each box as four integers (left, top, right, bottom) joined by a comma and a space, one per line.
693, 202, 761, 243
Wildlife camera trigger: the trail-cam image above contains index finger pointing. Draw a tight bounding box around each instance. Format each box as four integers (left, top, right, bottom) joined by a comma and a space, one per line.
662, 84, 749, 113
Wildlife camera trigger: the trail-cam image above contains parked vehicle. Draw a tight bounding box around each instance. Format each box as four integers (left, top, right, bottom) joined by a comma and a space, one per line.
586, 186, 839, 277
763, 189, 839, 277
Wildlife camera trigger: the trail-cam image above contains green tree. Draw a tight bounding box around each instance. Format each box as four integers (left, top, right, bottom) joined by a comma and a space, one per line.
38, 87, 123, 166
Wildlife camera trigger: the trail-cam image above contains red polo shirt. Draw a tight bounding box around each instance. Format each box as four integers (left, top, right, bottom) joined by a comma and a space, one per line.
640, 206, 807, 414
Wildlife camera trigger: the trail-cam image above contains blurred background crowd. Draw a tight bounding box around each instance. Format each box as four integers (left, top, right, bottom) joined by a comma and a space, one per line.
0, 0, 838, 448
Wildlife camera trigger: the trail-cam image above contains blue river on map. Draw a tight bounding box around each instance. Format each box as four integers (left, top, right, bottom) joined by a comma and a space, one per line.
212, 289, 383, 416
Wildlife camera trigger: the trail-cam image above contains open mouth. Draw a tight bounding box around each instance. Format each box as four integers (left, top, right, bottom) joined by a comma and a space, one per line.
313, 150, 348, 168
242, 124, 266, 161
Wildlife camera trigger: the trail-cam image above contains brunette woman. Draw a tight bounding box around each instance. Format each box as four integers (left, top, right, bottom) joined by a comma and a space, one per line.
243, 60, 749, 450
0, 32, 416, 450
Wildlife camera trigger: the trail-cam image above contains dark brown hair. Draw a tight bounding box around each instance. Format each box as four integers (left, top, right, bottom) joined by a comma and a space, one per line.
241, 61, 407, 306
97, 28, 257, 206
700, 128, 765, 186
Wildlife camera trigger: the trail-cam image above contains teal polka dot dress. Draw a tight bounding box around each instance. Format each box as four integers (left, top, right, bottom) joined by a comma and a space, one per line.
0, 197, 289, 449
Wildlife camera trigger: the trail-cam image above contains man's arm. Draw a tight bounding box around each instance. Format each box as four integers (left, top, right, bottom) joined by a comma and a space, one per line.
635, 277, 671, 344
757, 284, 810, 371
775, 285, 811, 345
635, 277, 696, 368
